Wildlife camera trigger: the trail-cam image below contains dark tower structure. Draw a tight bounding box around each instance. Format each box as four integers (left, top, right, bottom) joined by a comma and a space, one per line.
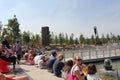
41, 26, 50, 46
93, 26, 102, 45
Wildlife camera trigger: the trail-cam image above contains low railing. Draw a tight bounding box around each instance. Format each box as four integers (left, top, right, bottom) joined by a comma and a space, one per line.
59, 46, 120, 78
61, 47, 120, 61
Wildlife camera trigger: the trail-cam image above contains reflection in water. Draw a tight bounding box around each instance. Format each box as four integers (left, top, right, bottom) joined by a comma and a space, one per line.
95, 60, 120, 79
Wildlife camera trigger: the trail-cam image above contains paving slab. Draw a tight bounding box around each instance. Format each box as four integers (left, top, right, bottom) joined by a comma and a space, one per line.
19, 64, 64, 80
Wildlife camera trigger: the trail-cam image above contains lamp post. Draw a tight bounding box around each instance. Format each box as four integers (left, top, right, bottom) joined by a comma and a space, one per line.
94, 26, 98, 45
93, 26, 102, 45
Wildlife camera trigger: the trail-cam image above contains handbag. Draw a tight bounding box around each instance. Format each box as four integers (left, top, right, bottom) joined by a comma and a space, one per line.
67, 66, 79, 80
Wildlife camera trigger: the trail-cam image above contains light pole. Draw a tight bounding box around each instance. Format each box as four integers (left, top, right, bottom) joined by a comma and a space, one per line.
94, 26, 98, 45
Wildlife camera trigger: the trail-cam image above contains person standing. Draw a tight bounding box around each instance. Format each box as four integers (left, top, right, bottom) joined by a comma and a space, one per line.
15, 40, 22, 64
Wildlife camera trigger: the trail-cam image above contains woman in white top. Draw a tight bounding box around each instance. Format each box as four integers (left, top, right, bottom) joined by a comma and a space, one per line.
87, 64, 101, 80
70, 56, 85, 80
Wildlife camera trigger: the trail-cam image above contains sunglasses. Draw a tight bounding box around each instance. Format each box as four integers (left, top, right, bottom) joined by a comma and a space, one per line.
76, 59, 82, 61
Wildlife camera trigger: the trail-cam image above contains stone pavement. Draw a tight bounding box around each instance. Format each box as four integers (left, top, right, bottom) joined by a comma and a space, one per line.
19, 64, 64, 80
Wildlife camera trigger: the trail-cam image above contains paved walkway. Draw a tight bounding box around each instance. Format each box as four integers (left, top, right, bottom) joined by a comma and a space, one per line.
19, 64, 64, 80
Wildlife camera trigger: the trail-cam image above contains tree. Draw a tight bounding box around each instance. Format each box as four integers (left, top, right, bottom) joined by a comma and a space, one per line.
33, 34, 41, 47
65, 33, 69, 45
112, 35, 117, 43
79, 34, 85, 44
106, 34, 110, 43
22, 31, 30, 45
0, 21, 2, 35
54, 35, 58, 45
91, 34, 95, 44
58, 33, 64, 45
0, 22, 3, 40
117, 35, 120, 44
75, 38, 79, 44
7, 15, 20, 42
85, 37, 90, 44
69, 33, 74, 44
31, 35, 36, 46
101, 34, 107, 44
49, 32, 54, 44
35, 34, 41, 44
1, 28, 9, 40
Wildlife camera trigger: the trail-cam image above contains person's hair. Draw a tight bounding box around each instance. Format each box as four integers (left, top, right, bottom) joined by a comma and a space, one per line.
4, 34, 8, 38
25, 50, 28, 53
51, 51, 57, 57
57, 54, 64, 61
73, 56, 82, 64
66, 59, 73, 67
63, 59, 73, 72
87, 64, 97, 74
29, 50, 33, 53
39, 52, 42, 55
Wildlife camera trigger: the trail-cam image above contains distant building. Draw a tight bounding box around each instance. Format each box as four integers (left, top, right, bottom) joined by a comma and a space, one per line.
41, 26, 50, 46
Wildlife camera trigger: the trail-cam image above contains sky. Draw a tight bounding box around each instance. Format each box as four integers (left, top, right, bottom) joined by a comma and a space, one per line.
0, 0, 120, 38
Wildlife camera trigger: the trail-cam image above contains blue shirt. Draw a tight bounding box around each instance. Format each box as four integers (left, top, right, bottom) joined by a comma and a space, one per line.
47, 56, 56, 70
53, 59, 64, 76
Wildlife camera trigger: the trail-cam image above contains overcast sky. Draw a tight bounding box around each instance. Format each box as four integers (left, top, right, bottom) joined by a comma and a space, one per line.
0, 0, 120, 38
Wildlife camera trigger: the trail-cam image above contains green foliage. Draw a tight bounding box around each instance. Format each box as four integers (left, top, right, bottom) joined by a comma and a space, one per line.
50, 32, 54, 44
54, 35, 58, 45
1, 28, 9, 40
79, 34, 85, 44
101, 34, 107, 44
0, 22, 2, 35
90, 34, 95, 44
69, 33, 74, 44
75, 38, 79, 44
7, 15, 20, 42
22, 31, 30, 44
59, 33, 64, 45
65, 33, 69, 45
1, 16, 120, 46
85, 37, 90, 44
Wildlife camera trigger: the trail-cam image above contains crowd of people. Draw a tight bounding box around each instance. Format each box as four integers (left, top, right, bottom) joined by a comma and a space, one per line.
0, 34, 105, 80
0, 35, 29, 80
24, 50, 102, 80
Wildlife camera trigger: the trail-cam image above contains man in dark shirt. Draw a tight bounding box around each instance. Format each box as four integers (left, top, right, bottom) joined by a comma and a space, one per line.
2, 35, 10, 49
47, 51, 57, 72
53, 54, 64, 77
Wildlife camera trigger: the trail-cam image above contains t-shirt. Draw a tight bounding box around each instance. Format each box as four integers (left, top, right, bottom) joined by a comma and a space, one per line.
34, 55, 44, 64
71, 65, 82, 75
38, 59, 44, 69
47, 56, 56, 69
2, 40, 10, 49
53, 60, 64, 76
15, 43, 22, 55
87, 74, 101, 80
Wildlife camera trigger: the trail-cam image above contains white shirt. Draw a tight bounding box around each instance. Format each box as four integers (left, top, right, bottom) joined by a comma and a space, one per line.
38, 59, 44, 68
87, 74, 101, 80
34, 55, 44, 64
71, 65, 82, 75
